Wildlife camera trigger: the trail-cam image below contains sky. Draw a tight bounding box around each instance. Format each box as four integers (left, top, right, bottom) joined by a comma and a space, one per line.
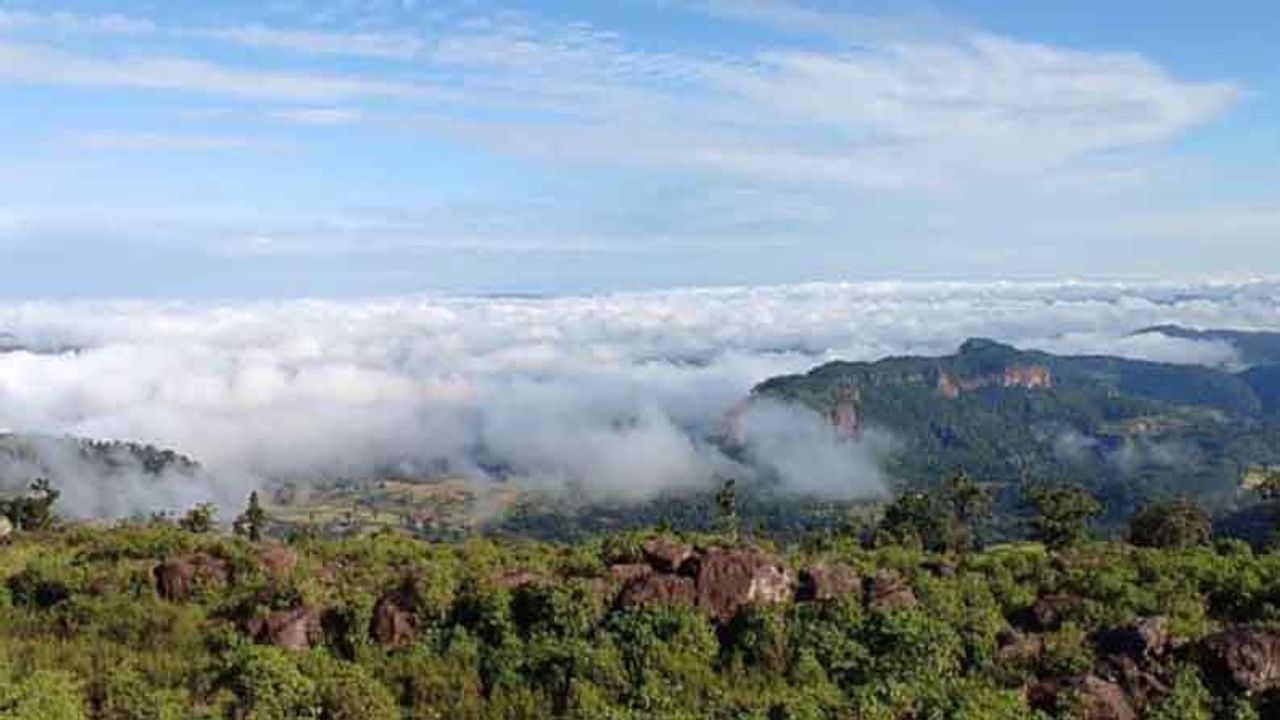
0, 0, 1278, 298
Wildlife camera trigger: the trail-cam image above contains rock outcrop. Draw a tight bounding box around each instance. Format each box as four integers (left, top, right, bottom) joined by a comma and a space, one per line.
154, 553, 230, 602
797, 562, 860, 602
642, 539, 694, 574
1028, 675, 1136, 720
617, 574, 696, 610
694, 549, 793, 621
247, 607, 319, 651
1199, 627, 1280, 695
256, 544, 298, 585
371, 590, 416, 647
1026, 594, 1085, 631
867, 571, 916, 611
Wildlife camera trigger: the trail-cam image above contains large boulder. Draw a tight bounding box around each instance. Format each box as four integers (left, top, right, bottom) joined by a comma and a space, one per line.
997, 629, 1046, 663
694, 549, 793, 621
608, 563, 654, 585
797, 562, 860, 602
490, 569, 541, 590
256, 544, 298, 585
247, 607, 320, 651
154, 553, 230, 602
866, 571, 916, 611
1095, 616, 1171, 665
642, 539, 695, 574
371, 591, 416, 647
1028, 675, 1136, 720
617, 573, 696, 610
1199, 627, 1280, 695
0, 515, 12, 541
1026, 594, 1085, 631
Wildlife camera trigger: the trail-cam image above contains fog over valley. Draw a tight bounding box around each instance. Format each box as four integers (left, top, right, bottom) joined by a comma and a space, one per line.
0, 279, 1275, 519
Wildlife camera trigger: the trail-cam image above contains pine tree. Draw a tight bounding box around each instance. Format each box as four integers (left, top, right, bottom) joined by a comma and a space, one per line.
234, 491, 267, 542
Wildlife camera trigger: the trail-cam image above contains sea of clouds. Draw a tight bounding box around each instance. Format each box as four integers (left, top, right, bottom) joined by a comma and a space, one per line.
0, 280, 1276, 519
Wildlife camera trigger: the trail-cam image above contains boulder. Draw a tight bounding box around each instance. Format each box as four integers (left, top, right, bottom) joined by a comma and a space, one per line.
154, 553, 230, 602
797, 562, 860, 602
256, 544, 298, 585
1028, 675, 1136, 720
608, 563, 654, 584
923, 559, 957, 578
1027, 593, 1085, 631
694, 549, 793, 621
997, 629, 1046, 663
490, 569, 541, 590
371, 592, 416, 647
1199, 627, 1280, 695
642, 539, 695, 574
0, 515, 11, 541
1095, 616, 1171, 665
617, 573, 696, 610
866, 571, 916, 611
247, 607, 319, 651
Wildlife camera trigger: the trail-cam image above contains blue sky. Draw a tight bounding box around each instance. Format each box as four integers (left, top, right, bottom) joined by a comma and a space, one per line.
0, 0, 1277, 298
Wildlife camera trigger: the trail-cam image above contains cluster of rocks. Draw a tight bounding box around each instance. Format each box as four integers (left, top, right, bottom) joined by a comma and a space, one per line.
1006, 595, 1280, 719
611, 540, 914, 621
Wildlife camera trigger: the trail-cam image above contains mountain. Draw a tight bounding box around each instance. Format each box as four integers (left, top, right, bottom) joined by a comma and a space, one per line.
748, 338, 1280, 526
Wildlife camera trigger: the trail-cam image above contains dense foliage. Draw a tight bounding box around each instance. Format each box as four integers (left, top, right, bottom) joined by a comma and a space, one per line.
1, 488, 1279, 720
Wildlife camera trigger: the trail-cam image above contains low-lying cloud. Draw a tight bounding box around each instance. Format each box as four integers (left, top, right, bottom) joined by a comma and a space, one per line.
0, 280, 1276, 519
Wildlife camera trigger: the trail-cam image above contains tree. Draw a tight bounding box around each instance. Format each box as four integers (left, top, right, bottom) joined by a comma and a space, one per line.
715, 478, 739, 541
945, 471, 992, 551
1127, 498, 1212, 550
234, 491, 267, 542
1, 478, 60, 532
178, 503, 216, 534
1026, 485, 1101, 549
877, 491, 954, 552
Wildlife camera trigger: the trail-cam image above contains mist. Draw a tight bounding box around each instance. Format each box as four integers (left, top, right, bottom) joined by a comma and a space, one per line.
0, 280, 1276, 519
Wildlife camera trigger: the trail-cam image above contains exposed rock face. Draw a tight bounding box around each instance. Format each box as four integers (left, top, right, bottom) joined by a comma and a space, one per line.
371, 592, 416, 647
490, 569, 541, 590
256, 544, 297, 585
608, 563, 654, 584
1027, 594, 1085, 631
1200, 628, 1280, 695
642, 539, 694, 574
866, 571, 916, 611
1096, 617, 1171, 665
247, 607, 319, 651
154, 553, 230, 602
617, 574, 696, 610
1028, 675, 1136, 720
797, 562, 860, 602
694, 549, 793, 621
829, 398, 860, 439
1004, 365, 1053, 390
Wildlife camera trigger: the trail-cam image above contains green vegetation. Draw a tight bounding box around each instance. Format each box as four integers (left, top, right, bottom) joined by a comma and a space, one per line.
0, 484, 1277, 719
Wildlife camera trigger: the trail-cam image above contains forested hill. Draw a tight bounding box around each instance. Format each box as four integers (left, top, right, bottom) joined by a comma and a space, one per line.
1133, 325, 1280, 367
749, 338, 1280, 522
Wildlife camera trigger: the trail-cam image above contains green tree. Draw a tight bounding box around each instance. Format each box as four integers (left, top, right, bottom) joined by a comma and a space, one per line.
1, 478, 60, 531
945, 471, 992, 551
178, 503, 216, 534
0, 668, 87, 720
234, 491, 267, 542
1127, 498, 1212, 550
715, 478, 740, 542
877, 491, 954, 552
1026, 485, 1101, 549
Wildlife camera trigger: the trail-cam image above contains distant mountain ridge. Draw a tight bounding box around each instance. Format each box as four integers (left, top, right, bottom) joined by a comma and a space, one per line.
748, 337, 1280, 525
1132, 325, 1280, 366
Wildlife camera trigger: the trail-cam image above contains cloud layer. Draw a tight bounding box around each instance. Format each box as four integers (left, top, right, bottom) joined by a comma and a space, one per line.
0, 280, 1275, 518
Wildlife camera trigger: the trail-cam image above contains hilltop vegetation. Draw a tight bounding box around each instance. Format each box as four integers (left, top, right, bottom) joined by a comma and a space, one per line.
1, 483, 1279, 719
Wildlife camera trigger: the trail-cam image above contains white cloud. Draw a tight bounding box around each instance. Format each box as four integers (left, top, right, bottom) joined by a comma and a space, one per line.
65, 131, 262, 151
200, 25, 425, 59
0, 280, 1275, 519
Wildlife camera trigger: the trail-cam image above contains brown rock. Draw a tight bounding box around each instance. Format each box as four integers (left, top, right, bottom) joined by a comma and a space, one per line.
1028, 675, 1135, 720
1200, 627, 1280, 695
609, 563, 654, 584
617, 573, 696, 610
642, 539, 695, 574
154, 553, 230, 602
1028, 593, 1085, 631
998, 629, 1046, 663
256, 544, 298, 585
797, 562, 860, 602
1096, 616, 1171, 665
490, 569, 541, 590
371, 592, 416, 647
694, 549, 793, 621
867, 571, 916, 611
247, 607, 319, 651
